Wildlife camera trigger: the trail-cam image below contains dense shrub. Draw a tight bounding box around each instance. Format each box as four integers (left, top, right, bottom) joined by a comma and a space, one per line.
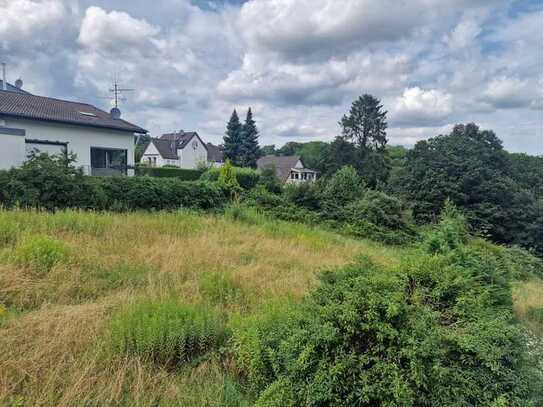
283, 183, 320, 211
242, 187, 320, 224
231, 210, 542, 405
110, 299, 227, 366
14, 235, 70, 274
319, 166, 365, 218
235, 260, 540, 406
342, 190, 415, 245
257, 166, 283, 194
423, 201, 469, 255
135, 166, 203, 181
0, 152, 92, 210
0, 154, 229, 211
201, 166, 260, 190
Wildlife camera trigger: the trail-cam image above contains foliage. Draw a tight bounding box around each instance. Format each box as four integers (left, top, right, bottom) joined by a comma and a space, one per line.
135, 165, 203, 180
283, 182, 321, 211
257, 166, 282, 194
201, 165, 260, 190
343, 190, 415, 245
318, 137, 358, 176
233, 238, 541, 405
239, 108, 260, 168
224, 110, 244, 166
508, 153, 543, 199
134, 134, 151, 163
319, 166, 365, 218
0, 152, 91, 210
219, 160, 243, 200
0, 153, 228, 211
14, 235, 70, 275
401, 123, 542, 256
259, 145, 276, 156
423, 200, 469, 255
110, 299, 227, 366
340, 94, 390, 187
199, 272, 246, 306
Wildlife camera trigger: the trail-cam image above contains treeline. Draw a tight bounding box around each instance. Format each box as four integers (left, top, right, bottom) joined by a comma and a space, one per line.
261, 95, 543, 256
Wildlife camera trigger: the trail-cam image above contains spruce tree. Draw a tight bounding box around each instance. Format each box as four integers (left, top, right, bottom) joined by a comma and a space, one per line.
224, 110, 243, 166
240, 108, 260, 168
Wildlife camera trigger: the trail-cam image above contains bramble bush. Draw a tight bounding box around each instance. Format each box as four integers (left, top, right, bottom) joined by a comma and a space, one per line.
231, 207, 542, 406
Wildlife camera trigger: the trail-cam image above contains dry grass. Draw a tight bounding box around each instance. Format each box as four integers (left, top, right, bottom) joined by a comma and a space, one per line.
0, 208, 407, 405
513, 278, 543, 337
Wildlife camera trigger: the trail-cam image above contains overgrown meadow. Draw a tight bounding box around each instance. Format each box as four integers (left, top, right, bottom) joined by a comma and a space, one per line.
0, 207, 541, 406
0, 208, 398, 405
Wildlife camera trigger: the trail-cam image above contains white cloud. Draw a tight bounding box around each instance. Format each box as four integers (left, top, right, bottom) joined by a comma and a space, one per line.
0, 0, 73, 50
392, 87, 453, 126
445, 17, 481, 50
482, 77, 534, 109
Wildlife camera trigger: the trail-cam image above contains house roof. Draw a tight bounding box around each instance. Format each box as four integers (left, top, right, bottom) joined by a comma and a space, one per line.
0, 81, 31, 94
257, 155, 303, 181
148, 131, 207, 160
151, 138, 179, 160
206, 143, 224, 163
0, 90, 147, 133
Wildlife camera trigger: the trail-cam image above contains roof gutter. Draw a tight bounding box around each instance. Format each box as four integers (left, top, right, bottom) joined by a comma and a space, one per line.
0, 112, 148, 134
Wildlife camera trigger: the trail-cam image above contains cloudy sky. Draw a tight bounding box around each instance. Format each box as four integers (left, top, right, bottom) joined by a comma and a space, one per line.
2, 0, 543, 154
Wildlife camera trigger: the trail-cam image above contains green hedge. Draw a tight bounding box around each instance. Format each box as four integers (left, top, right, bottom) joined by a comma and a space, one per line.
135, 166, 204, 181
0, 154, 228, 211
201, 167, 260, 190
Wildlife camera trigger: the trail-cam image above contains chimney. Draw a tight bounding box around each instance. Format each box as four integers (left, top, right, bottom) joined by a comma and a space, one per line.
1, 63, 6, 91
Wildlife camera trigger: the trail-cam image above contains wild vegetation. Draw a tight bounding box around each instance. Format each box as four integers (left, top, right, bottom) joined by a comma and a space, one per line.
1, 93, 542, 405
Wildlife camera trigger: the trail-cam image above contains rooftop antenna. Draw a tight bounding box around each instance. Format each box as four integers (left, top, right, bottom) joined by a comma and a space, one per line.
101, 74, 134, 119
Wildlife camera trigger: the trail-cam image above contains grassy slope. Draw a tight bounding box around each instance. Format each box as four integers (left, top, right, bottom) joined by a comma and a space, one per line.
0, 209, 407, 406
0, 209, 540, 406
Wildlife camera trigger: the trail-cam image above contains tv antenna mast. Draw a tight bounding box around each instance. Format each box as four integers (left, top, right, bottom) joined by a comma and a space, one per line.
109, 75, 134, 108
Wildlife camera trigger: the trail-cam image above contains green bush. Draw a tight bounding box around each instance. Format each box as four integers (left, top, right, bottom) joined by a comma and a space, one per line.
15, 235, 70, 274
233, 251, 541, 405
110, 299, 227, 366
423, 200, 469, 255
283, 183, 320, 210
319, 166, 365, 219
0, 154, 228, 211
135, 166, 203, 180
342, 190, 416, 245
201, 166, 260, 190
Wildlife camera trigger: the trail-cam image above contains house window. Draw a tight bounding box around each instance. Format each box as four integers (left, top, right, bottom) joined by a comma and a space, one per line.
153, 157, 157, 166
90, 148, 127, 176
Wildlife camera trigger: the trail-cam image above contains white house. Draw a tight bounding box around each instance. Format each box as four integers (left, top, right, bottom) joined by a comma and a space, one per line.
0, 84, 147, 176
141, 131, 210, 169
256, 155, 318, 184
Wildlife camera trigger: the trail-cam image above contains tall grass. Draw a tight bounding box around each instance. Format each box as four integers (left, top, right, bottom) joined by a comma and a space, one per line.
0, 208, 372, 405
110, 299, 226, 366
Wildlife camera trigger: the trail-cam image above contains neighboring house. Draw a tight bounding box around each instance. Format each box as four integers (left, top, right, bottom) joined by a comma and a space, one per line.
141, 131, 208, 170
206, 142, 225, 167
0, 86, 147, 176
257, 155, 318, 184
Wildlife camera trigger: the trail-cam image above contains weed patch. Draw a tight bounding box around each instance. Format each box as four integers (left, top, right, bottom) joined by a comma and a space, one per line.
110, 299, 227, 367
14, 235, 70, 275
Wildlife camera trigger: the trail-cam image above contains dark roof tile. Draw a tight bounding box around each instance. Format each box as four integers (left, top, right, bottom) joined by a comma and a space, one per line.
0, 90, 146, 133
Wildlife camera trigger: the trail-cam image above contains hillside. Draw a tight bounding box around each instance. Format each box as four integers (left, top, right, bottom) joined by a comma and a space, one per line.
0, 209, 408, 406
0, 209, 541, 405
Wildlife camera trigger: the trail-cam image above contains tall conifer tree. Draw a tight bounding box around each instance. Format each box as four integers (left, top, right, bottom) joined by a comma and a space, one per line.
240, 108, 260, 168
223, 110, 243, 166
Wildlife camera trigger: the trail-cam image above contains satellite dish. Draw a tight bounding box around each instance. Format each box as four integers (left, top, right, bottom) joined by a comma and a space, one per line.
110, 107, 121, 119
14, 78, 23, 89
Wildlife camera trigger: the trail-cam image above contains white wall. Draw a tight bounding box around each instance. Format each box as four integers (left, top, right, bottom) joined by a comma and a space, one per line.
141, 141, 178, 167
2, 118, 136, 175
0, 132, 26, 169
178, 136, 208, 169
